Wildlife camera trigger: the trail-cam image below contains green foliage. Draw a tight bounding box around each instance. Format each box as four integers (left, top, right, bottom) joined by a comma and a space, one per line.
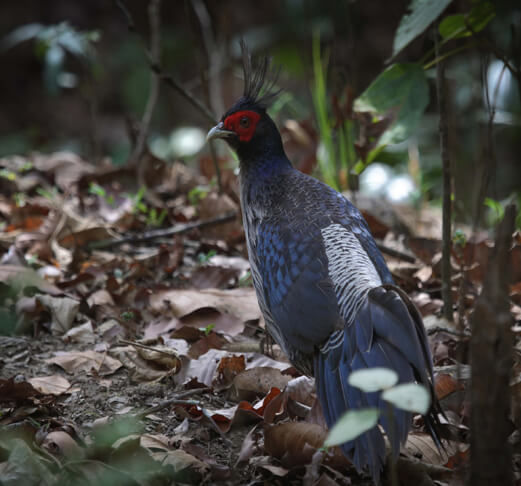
2, 21, 100, 95
453, 229, 468, 248
88, 182, 107, 198
324, 408, 379, 447
347, 367, 398, 392
439, 1, 495, 41
392, 0, 453, 58
381, 383, 431, 414
198, 250, 217, 264
312, 33, 337, 190
311, 34, 358, 190
120, 310, 135, 322
484, 197, 505, 224
36, 186, 59, 201
188, 186, 210, 206
201, 323, 215, 336
0, 168, 17, 181
355, 64, 429, 146
324, 367, 431, 448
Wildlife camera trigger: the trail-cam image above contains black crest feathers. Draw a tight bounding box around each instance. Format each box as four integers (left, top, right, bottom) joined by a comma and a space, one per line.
240, 40, 280, 109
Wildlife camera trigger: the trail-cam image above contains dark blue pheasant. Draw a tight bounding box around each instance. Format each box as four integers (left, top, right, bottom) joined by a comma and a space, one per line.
207, 44, 442, 482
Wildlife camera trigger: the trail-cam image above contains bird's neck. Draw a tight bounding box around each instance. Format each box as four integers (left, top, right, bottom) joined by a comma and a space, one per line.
238, 150, 293, 213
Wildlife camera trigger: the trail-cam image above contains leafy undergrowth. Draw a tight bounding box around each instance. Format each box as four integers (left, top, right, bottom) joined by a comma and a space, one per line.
0, 152, 520, 485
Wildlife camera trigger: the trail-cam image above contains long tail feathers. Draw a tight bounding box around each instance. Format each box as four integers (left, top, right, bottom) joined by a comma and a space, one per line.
315, 286, 442, 483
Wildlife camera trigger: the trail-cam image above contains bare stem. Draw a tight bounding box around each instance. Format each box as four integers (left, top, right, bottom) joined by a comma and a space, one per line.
115, 0, 215, 125
435, 31, 453, 321
129, 0, 162, 166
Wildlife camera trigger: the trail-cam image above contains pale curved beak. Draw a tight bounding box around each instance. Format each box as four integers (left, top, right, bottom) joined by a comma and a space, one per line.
206, 121, 236, 142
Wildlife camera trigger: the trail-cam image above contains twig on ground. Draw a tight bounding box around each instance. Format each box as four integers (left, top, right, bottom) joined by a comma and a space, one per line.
87, 211, 237, 250
375, 242, 416, 263
134, 388, 209, 419
119, 339, 178, 357
435, 30, 453, 321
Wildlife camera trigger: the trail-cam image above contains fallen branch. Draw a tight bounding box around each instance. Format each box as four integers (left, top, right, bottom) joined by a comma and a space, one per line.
376, 242, 416, 263
134, 388, 209, 419
87, 211, 237, 250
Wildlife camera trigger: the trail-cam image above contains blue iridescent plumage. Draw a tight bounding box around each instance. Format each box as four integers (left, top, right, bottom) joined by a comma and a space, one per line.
207, 43, 442, 484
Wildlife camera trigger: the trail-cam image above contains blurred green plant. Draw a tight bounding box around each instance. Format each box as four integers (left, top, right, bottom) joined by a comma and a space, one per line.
188, 186, 210, 206
323, 367, 431, 451
128, 187, 167, 227
2, 21, 100, 95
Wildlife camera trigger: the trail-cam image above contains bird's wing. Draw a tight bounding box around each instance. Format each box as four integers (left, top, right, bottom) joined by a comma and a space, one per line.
254, 221, 342, 362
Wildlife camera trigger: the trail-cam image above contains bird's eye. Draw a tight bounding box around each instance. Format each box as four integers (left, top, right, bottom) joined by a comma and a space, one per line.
239, 116, 250, 128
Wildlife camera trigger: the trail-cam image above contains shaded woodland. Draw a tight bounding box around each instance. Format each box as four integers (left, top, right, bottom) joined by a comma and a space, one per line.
1, 1, 521, 485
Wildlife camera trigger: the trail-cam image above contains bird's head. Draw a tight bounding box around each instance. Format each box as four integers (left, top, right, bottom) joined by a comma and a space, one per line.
207, 41, 284, 160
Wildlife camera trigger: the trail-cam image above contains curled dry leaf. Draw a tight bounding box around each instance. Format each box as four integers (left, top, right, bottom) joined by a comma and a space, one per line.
0, 377, 42, 402
0, 264, 62, 295
403, 431, 462, 467
58, 227, 112, 249
236, 425, 261, 464
46, 350, 122, 376
190, 265, 239, 289
149, 288, 261, 336
62, 321, 95, 344
232, 367, 292, 401
198, 192, 241, 241
42, 430, 84, 460
434, 373, 464, 400
285, 376, 316, 407
36, 294, 80, 335
176, 387, 284, 434
110, 346, 170, 382
249, 455, 289, 477
151, 449, 210, 483
264, 422, 348, 468
28, 375, 71, 396
135, 344, 181, 371
174, 348, 291, 387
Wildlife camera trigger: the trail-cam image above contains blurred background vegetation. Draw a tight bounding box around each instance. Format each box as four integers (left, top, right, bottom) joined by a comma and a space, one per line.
1, 0, 520, 226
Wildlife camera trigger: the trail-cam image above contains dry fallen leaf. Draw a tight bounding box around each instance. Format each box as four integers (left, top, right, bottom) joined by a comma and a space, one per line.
62, 321, 95, 344
36, 294, 80, 335
174, 348, 291, 387
151, 449, 209, 482
149, 288, 261, 336
28, 375, 71, 395
264, 422, 337, 468
110, 346, 170, 382
232, 367, 292, 401
42, 430, 84, 460
46, 350, 122, 376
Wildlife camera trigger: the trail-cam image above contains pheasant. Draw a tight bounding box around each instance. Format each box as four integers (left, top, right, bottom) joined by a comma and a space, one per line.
207, 43, 442, 482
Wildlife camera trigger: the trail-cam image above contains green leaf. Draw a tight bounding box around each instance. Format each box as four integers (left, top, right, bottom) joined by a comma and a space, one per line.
324, 408, 379, 447
439, 2, 495, 41
348, 368, 399, 392
392, 0, 453, 57
382, 383, 431, 414
1, 23, 44, 52
355, 63, 429, 146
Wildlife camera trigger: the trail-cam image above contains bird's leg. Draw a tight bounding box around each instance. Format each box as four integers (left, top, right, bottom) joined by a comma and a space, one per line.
260, 331, 275, 358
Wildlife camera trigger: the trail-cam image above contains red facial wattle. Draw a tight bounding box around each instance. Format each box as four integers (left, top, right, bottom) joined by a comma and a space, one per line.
223, 110, 261, 142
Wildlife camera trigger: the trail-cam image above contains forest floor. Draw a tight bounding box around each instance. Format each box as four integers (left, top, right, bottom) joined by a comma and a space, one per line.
0, 151, 520, 485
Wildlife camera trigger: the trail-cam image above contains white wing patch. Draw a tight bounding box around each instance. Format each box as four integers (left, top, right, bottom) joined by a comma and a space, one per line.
321, 223, 381, 326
